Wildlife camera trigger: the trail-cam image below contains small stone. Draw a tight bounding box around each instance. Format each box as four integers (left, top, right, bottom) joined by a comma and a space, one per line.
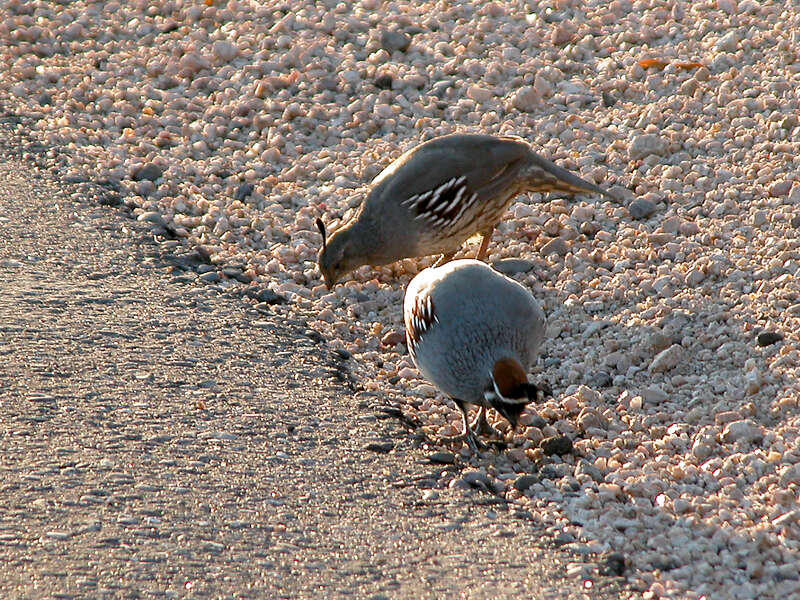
781, 115, 799, 130
642, 386, 669, 404
513, 474, 539, 491
381, 330, 405, 347
584, 300, 604, 313
511, 86, 541, 112
333, 348, 352, 360
629, 134, 667, 160
577, 408, 608, 432
769, 180, 793, 197
685, 269, 706, 286
648, 332, 672, 353
583, 321, 611, 338
691, 440, 712, 461
716, 31, 739, 52
628, 198, 657, 219
199, 271, 221, 283
587, 371, 612, 388
363, 441, 394, 453
745, 369, 763, 395
203, 541, 225, 554
602, 91, 617, 107
756, 331, 783, 347
780, 465, 800, 486
380, 29, 411, 52
540, 237, 569, 256
551, 21, 576, 45
575, 460, 604, 483
137, 211, 166, 226
212, 40, 239, 62
245, 288, 288, 305
721, 419, 763, 444
467, 85, 493, 103
599, 552, 627, 576
132, 163, 163, 182
492, 258, 537, 275
429, 451, 456, 464
234, 183, 254, 200
462, 470, 492, 490
541, 436, 573, 456
789, 185, 800, 205
649, 344, 684, 373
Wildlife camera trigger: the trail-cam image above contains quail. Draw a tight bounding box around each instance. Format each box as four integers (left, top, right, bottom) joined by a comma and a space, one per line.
403, 259, 548, 452
317, 133, 612, 288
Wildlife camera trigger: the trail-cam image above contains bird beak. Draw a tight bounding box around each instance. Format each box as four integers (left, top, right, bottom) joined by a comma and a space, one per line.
320, 267, 335, 290
496, 405, 520, 430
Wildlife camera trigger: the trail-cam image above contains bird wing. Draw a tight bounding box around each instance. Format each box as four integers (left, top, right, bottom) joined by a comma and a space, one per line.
368, 135, 531, 229
404, 290, 438, 358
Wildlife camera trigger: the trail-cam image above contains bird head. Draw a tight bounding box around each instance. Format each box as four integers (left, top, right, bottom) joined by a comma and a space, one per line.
316, 218, 363, 289
483, 357, 548, 429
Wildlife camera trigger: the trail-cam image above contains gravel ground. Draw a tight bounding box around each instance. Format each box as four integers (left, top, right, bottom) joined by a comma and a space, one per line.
0, 146, 629, 598
2, 1, 800, 598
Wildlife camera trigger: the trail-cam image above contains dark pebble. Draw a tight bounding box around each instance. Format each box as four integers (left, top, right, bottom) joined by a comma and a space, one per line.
199, 271, 220, 283
363, 441, 394, 453
132, 163, 164, 182
374, 73, 393, 89
234, 183, 254, 201
791, 214, 800, 228
541, 436, 573, 456
333, 348, 352, 360
602, 91, 617, 107
527, 415, 547, 429
588, 371, 613, 388
380, 29, 411, 52
430, 79, 453, 98
513, 474, 539, 492
428, 451, 456, 465
245, 288, 287, 305
492, 258, 537, 275
757, 331, 783, 347
98, 193, 122, 206
462, 471, 492, 490
305, 329, 325, 344
628, 198, 657, 220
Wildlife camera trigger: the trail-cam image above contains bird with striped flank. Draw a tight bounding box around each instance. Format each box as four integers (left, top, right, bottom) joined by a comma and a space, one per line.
317, 133, 613, 288
403, 259, 549, 452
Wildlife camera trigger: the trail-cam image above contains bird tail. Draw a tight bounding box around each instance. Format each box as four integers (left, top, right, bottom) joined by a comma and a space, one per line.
522, 152, 614, 200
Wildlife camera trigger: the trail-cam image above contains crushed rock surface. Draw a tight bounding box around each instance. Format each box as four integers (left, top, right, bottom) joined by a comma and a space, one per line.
2, 1, 800, 597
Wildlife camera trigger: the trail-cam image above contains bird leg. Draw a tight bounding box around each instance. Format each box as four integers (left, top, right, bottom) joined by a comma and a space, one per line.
432, 251, 456, 267
475, 227, 494, 261
438, 399, 486, 453
469, 406, 505, 440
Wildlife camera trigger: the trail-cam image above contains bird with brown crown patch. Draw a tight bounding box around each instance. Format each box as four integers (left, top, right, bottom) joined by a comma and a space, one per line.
404, 259, 550, 452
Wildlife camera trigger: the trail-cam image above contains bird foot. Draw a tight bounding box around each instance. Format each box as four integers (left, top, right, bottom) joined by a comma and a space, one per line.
438, 430, 487, 454
470, 418, 504, 440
